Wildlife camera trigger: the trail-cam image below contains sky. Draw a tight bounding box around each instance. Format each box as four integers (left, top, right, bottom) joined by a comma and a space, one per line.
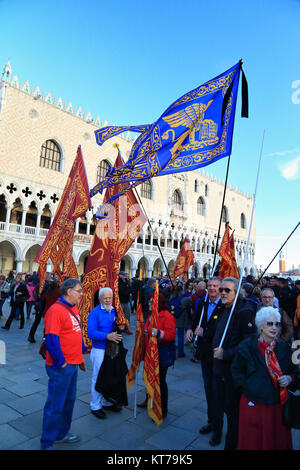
0, 0, 299, 274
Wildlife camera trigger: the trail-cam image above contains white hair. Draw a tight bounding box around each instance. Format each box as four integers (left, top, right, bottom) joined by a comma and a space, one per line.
255, 306, 281, 332
98, 287, 113, 300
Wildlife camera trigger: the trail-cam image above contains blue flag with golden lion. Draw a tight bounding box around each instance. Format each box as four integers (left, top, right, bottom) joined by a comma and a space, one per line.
90, 61, 247, 201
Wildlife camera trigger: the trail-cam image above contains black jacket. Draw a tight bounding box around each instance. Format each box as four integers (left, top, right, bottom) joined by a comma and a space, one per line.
231, 334, 299, 405
190, 297, 223, 359
212, 298, 257, 376
10, 282, 30, 305
118, 278, 131, 303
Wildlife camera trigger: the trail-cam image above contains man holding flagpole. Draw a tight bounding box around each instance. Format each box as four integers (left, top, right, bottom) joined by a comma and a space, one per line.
186, 276, 223, 446
211, 277, 256, 450
87, 287, 123, 419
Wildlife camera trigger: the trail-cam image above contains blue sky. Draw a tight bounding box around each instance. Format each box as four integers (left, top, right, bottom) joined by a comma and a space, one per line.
1, 0, 299, 273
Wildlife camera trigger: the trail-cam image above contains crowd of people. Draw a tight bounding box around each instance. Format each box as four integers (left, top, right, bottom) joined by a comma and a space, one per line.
0, 268, 300, 450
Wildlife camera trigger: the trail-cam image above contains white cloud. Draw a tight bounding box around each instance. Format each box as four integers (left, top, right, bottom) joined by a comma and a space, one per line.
279, 155, 300, 180
266, 147, 300, 158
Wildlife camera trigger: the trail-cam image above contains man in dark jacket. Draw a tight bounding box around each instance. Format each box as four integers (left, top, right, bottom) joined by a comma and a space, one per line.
2, 273, 29, 330
212, 277, 256, 450
186, 276, 223, 445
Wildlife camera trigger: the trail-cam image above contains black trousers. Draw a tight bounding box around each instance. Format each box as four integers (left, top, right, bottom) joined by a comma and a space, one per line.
4, 302, 25, 329
214, 372, 241, 450
201, 355, 223, 435
29, 311, 42, 339
159, 366, 169, 416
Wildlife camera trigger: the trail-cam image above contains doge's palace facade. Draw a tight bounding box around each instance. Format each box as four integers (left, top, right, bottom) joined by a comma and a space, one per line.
0, 61, 256, 278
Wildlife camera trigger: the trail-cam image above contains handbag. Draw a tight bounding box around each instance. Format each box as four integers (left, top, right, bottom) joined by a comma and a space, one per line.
282, 390, 300, 429
39, 338, 47, 359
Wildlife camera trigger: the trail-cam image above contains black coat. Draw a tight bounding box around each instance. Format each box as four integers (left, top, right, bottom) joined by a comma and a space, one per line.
231, 334, 299, 405
95, 327, 128, 406
212, 298, 257, 376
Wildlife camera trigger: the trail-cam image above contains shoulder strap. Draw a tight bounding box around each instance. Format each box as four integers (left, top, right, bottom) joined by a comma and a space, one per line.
55, 301, 81, 327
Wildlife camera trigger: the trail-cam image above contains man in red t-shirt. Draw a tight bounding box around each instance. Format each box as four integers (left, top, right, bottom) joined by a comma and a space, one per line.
40, 278, 86, 450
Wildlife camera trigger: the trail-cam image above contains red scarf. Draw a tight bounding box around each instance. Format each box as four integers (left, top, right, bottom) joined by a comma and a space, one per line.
258, 338, 288, 405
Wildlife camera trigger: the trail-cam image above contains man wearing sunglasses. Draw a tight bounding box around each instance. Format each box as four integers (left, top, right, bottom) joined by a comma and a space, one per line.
212, 277, 257, 450
186, 276, 223, 446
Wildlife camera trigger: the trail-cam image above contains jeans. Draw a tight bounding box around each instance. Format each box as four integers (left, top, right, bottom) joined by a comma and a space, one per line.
0, 298, 6, 315
26, 301, 35, 319
40, 364, 78, 450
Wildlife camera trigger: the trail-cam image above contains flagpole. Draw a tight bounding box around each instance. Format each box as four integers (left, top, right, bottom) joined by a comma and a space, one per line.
218, 130, 265, 349
212, 155, 231, 271
134, 370, 138, 419
133, 187, 175, 289
255, 220, 300, 285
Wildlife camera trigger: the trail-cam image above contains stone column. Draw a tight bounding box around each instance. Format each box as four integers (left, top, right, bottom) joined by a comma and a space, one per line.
35, 211, 41, 236
21, 209, 26, 234
5, 207, 11, 231
75, 219, 79, 233
16, 260, 23, 273
130, 267, 136, 279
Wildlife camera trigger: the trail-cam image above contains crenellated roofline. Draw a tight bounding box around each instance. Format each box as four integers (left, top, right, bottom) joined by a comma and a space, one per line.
0, 60, 135, 143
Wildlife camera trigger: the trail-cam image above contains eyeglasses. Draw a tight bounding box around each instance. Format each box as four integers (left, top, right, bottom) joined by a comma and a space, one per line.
72, 288, 83, 294
266, 322, 281, 327
261, 296, 274, 300
219, 287, 233, 293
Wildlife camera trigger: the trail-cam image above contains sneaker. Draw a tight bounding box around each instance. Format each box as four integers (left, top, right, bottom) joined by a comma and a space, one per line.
56, 433, 80, 444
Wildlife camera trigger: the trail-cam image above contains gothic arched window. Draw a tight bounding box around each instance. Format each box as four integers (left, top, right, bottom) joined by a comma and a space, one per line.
97, 160, 111, 182
39, 140, 62, 171
141, 180, 152, 199
197, 196, 206, 216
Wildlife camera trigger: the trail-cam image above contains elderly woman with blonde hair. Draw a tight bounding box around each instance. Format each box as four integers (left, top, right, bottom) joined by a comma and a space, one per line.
231, 306, 299, 450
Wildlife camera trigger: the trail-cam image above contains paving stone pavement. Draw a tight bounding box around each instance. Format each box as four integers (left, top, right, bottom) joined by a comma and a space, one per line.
0, 301, 299, 452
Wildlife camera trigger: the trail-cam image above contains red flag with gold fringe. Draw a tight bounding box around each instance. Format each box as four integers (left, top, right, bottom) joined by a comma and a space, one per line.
229, 231, 240, 280
172, 236, 194, 280
219, 223, 240, 279
80, 147, 146, 349
143, 281, 163, 425
35, 146, 91, 292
